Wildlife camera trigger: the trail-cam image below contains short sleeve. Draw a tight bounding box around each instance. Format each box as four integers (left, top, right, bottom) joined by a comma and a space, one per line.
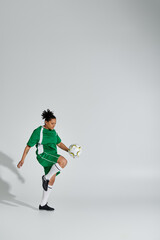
56, 133, 61, 145
27, 129, 40, 147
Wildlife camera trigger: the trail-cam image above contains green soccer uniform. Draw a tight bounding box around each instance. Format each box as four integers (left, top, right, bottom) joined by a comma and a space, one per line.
27, 126, 62, 175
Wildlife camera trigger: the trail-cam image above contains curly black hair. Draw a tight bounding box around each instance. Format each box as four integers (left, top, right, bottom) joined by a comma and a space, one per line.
41, 109, 56, 122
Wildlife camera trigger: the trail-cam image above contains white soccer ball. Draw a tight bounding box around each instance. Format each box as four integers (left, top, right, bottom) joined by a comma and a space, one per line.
68, 144, 82, 158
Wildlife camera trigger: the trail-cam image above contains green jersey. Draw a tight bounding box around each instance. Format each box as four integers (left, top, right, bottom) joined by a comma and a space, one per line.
27, 126, 61, 154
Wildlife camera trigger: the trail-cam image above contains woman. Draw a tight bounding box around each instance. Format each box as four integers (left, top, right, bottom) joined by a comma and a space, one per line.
17, 109, 70, 211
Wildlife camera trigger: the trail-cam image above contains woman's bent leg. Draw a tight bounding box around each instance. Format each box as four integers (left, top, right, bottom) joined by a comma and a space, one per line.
42, 155, 68, 191
48, 156, 68, 184
45, 156, 68, 180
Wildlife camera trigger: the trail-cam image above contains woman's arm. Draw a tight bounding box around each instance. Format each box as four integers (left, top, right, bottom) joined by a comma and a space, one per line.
57, 142, 69, 152
17, 145, 31, 168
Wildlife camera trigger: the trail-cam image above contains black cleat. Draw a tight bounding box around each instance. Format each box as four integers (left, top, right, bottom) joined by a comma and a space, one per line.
42, 175, 49, 191
39, 203, 55, 211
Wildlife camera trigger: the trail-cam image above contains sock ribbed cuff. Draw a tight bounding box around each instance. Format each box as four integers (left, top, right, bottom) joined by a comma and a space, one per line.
55, 163, 62, 171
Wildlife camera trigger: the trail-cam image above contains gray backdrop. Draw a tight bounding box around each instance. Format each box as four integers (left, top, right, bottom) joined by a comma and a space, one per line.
0, 1, 160, 239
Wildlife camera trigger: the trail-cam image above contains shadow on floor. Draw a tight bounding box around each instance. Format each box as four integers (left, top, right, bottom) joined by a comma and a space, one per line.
0, 151, 37, 211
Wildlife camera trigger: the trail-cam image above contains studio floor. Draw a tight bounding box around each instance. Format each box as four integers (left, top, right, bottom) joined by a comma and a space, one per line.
0, 195, 159, 240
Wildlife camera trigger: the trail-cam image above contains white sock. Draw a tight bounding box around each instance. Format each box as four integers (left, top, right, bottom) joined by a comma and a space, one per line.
45, 163, 62, 180
40, 185, 53, 206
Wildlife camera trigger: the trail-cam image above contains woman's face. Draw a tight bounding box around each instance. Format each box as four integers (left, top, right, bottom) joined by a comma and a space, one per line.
45, 118, 56, 130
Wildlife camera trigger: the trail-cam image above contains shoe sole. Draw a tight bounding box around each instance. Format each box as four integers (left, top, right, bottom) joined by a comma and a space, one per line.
39, 208, 55, 211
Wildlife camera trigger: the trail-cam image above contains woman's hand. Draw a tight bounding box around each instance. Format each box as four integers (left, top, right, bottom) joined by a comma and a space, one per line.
17, 145, 31, 169
17, 159, 24, 168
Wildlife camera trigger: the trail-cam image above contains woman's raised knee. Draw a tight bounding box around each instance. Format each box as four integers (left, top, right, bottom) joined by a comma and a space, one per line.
61, 159, 67, 168
57, 156, 67, 168
63, 159, 67, 167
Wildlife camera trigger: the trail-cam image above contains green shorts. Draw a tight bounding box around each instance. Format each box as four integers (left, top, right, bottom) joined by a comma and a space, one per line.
36, 151, 61, 176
